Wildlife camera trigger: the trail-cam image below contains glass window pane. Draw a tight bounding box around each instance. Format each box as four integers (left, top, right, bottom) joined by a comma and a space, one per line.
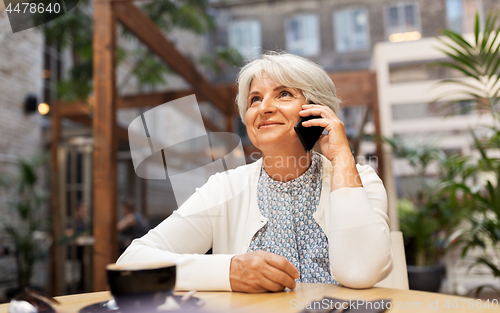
286, 14, 319, 56
446, 0, 464, 33
229, 20, 261, 60
353, 10, 366, 33
304, 15, 320, 56
404, 4, 416, 27
334, 11, 348, 51
334, 9, 368, 52
386, 2, 421, 38
389, 6, 399, 28
291, 19, 301, 41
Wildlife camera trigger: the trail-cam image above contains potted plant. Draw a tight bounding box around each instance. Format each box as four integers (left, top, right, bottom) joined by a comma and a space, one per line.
433, 9, 500, 295
397, 198, 443, 291
441, 131, 500, 296
386, 137, 470, 291
0, 155, 50, 297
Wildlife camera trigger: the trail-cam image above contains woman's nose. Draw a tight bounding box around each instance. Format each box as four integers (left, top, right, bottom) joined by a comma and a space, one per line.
258, 97, 277, 114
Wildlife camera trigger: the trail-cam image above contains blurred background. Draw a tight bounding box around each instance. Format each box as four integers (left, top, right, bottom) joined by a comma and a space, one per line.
0, 0, 499, 303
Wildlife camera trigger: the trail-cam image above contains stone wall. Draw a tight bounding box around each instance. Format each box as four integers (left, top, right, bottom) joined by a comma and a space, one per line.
0, 11, 44, 159
0, 10, 45, 301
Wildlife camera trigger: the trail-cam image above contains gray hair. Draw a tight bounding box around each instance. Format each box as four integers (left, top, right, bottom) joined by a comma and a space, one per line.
236, 52, 340, 124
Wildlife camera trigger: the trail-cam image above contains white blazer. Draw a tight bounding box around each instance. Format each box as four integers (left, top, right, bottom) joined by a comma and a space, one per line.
117, 154, 393, 291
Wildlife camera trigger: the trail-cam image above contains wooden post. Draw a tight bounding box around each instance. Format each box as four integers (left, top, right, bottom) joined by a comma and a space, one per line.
92, 0, 118, 291
371, 73, 399, 230
50, 105, 65, 296
141, 178, 148, 218
370, 73, 385, 183
223, 85, 235, 132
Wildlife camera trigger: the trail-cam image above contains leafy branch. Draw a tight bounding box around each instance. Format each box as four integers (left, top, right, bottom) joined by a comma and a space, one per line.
433, 10, 500, 122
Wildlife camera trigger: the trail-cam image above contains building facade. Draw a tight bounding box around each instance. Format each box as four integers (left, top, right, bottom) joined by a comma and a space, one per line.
210, 0, 491, 77
209, 0, 498, 190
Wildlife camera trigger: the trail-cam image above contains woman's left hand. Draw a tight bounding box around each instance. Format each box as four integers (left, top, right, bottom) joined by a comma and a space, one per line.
299, 104, 352, 162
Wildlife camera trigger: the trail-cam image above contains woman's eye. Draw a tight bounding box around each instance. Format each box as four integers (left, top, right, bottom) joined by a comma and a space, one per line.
280, 91, 291, 97
250, 96, 260, 104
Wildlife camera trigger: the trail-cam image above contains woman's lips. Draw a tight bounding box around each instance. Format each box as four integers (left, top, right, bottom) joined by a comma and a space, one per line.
258, 123, 284, 129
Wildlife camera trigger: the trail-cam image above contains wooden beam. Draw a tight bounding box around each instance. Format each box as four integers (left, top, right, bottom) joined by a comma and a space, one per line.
117, 91, 223, 131
219, 84, 236, 132
117, 84, 237, 110
49, 100, 127, 142
329, 71, 384, 180
351, 106, 371, 158
329, 70, 377, 108
53, 100, 91, 117
56, 96, 222, 133
49, 107, 65, 296
65, 115, 92, 126
92, 0, 118, 292
370, 72, 385, 183
116, 126, 129, 143
58, 114, 129, 143
329, 71, 384, 181
112, 1, 232, 115
117, 90, 196, 109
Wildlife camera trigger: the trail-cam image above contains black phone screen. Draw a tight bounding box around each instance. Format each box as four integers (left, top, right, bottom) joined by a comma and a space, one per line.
294, 115, 325, 153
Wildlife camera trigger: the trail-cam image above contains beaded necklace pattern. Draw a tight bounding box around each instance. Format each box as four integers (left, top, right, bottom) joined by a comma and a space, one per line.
248, 152, 337, 284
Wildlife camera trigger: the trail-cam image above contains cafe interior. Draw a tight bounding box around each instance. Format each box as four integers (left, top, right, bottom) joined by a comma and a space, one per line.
0, 0, 499, 312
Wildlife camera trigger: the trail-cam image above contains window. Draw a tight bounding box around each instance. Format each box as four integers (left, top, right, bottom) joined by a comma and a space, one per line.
228, 20, 261, 60
285, 14, 320, 56
334, 8, 370, 52
385, 2, 421, 41
447, 0, 482, 34
389, 62, 464, 84
392, 100, 473, 120
447, 0, 465, 33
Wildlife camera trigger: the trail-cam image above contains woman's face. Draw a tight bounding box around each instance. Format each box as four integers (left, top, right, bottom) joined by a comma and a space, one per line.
245, 72, 306, 152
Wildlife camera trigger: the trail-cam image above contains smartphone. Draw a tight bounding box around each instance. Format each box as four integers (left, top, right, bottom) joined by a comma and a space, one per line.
294, 115, 325, 153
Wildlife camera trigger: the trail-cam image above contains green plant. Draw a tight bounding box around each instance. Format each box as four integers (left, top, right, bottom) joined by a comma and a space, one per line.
200, 46, 245, 75
434, 9, 500, 293
440, 130, 500, 293
434, 10, 500, 121
0, 155, 50, 288
386, 137, 438, 265
386, 137, 470, 266
398, 198, 440, 266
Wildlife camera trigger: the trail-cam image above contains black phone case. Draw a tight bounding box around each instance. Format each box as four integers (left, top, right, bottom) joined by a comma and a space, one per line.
294, 115, 325, 153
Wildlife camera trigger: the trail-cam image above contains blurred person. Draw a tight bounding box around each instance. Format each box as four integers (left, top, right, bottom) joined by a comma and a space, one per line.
117, 199, 148, 254
65, 202, 87, 238
64, 202, 88, 293
118, 52, 393, 293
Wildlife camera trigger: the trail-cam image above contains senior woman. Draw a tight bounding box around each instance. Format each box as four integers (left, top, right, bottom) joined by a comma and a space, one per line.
117, 52, 393, 293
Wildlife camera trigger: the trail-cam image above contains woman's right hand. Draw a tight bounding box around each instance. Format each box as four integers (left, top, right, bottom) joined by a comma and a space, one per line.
229, 251, 300, 293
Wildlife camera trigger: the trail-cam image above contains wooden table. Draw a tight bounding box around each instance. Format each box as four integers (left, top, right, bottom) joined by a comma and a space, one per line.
0, 283, 497, 312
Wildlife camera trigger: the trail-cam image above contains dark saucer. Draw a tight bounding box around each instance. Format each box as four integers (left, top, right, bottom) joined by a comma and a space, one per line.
79, 295, 205, 313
